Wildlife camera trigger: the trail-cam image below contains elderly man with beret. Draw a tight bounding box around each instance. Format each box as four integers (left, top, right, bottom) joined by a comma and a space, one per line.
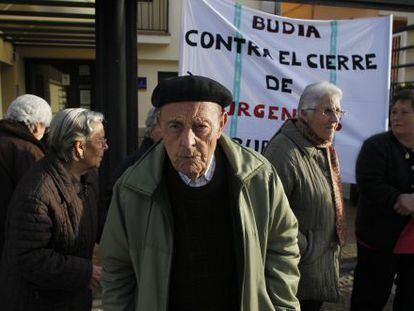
101, 75, 300, 311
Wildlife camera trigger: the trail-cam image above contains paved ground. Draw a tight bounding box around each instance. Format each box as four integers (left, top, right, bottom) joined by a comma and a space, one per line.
92, 201, 394, 311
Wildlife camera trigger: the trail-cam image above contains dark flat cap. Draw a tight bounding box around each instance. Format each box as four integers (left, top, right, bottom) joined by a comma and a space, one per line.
151, 75, 233, 108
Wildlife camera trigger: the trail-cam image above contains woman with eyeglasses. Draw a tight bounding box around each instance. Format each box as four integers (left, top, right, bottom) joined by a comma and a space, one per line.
0, 108, 108, 311
351, 89, 414, 311
264, 81, 345, 311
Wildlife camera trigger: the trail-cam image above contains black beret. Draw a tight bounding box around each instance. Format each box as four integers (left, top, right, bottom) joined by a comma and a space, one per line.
151, 75, 233, 108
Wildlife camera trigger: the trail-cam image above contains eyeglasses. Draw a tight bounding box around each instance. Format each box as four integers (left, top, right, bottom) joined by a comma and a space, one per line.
88, 137, 108, 147
305, 108, 346, 118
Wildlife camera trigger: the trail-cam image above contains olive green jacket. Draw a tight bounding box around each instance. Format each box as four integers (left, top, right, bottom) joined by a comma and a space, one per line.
101, 134, 300, 311
264, 120, 340, 302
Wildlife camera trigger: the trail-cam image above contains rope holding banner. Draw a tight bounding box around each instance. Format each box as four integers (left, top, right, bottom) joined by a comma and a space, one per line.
330, 20, 338, 145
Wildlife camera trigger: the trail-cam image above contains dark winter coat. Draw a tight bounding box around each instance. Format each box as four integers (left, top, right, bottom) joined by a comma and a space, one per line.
356, 131, 411, 251
0, 119, 45, 256
103, 137, 156, 210
0, 152, 103, 311
112, 136, 155, 184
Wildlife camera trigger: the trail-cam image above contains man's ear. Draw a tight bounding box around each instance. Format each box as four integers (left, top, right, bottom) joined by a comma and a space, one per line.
32, 123, 40, 135
217, 111, 228, 135
31, 123, 44, 140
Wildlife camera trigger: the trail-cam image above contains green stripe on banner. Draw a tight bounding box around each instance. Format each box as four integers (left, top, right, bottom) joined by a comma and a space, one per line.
329, 20, 338, 84
230, 1, 243, 138
330, 20, 338, 145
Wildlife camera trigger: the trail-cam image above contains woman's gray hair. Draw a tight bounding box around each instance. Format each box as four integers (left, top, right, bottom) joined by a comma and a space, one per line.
6, 94, 52, 132
144, 107, 159, 137
48, 108, 104, 162
298, 81, 343, 112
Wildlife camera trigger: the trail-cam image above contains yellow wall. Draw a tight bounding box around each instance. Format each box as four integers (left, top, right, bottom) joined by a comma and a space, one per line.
0, 66, 2, 119
0, 38, 14, 115
16, 47, 94, 60
1, 50, 24, 114
282, 4, 378, 20
0, 39, 13, 65
0, 46, 94, 115
382, 11, 414, 26
405, 30, 414, 81
137, 0, 182, 129
282, 3, 378, 20
1, 64, 14, 115
137, 59, 178, 127
138, 0, 180, 62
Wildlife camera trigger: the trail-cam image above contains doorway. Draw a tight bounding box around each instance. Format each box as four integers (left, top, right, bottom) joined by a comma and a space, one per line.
25, 59, 95, 114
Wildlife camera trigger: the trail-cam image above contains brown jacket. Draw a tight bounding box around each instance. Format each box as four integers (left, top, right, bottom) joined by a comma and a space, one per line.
0, 119, 45, 255
0, 152, 103, 311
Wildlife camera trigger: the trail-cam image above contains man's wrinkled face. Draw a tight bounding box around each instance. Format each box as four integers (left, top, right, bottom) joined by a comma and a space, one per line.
158, 101, 227, 180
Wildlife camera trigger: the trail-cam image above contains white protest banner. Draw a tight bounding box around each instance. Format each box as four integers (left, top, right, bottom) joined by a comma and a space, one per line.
179, 0, 392, 183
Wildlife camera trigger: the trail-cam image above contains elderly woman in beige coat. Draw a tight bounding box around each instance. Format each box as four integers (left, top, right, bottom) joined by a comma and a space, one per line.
264, 81, 346, 311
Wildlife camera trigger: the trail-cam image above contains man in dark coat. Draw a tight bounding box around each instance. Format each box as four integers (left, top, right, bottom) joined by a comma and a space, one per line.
104, 107, 162, 211
0, 94, 52, 256
112, 107, 162, 183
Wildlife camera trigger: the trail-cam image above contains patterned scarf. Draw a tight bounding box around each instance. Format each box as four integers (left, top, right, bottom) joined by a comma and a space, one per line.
296, 119, 346, 246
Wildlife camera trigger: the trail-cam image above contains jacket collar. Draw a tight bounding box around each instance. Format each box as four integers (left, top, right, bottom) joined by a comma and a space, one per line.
45, 152, 94, 204
279, 119, 319, 158
122, 134, 265, 195
0, 119, 45, 152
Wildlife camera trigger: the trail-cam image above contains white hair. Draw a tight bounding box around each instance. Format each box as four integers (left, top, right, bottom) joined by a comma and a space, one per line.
48, 108, 104, 162
298, 81, 343, 112
6, 94, 52, 131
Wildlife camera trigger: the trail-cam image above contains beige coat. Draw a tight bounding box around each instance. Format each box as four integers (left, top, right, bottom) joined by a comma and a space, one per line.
264, 120, 340, 302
